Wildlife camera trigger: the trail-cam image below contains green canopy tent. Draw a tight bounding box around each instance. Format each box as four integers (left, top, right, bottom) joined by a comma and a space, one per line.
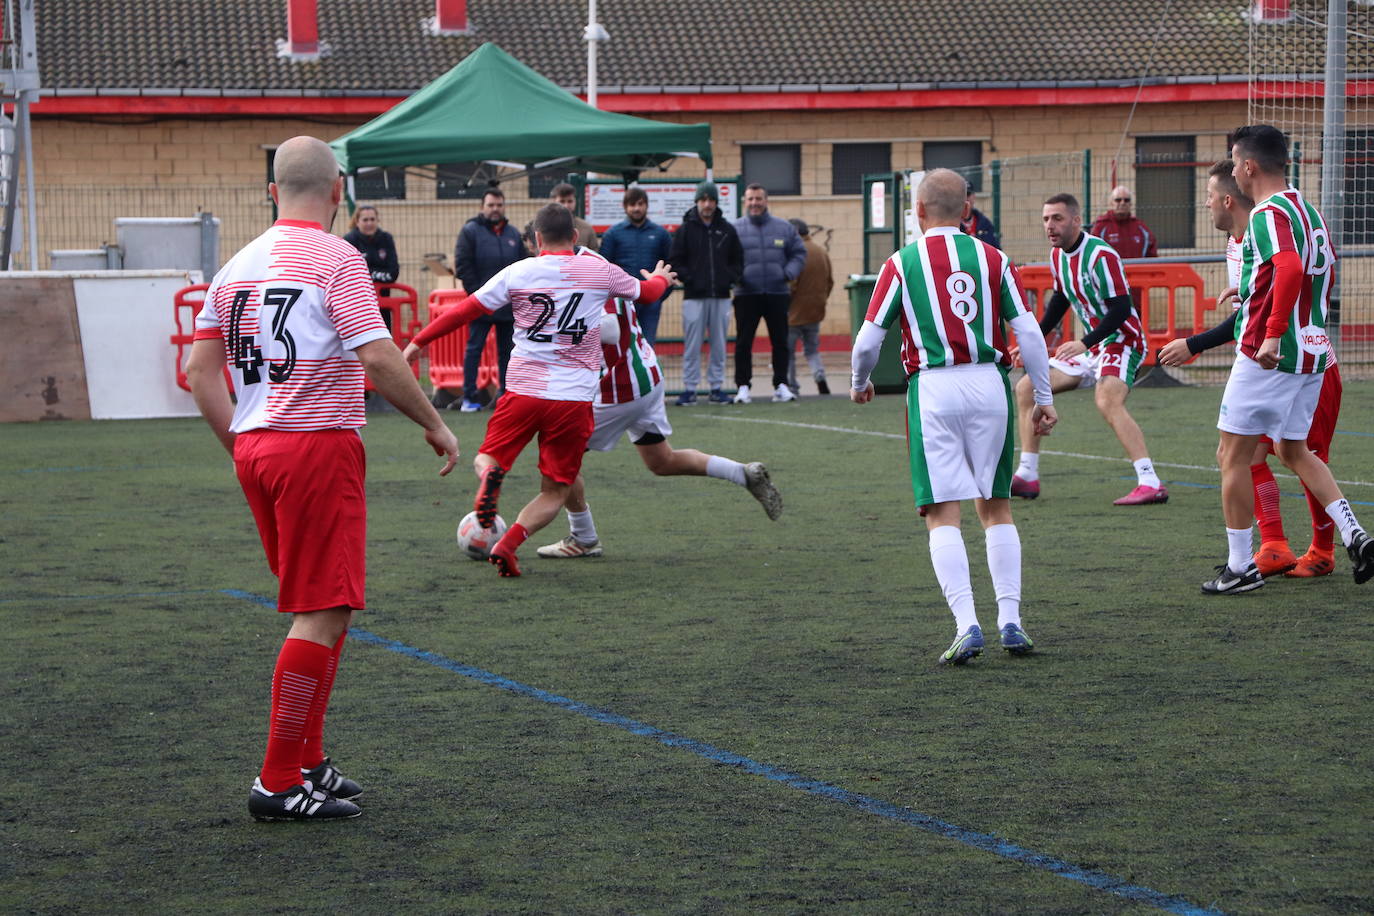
331, 43, 712, 188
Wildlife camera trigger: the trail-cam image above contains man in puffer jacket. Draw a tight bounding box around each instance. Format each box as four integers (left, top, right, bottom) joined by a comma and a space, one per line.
732, 184, 807, 403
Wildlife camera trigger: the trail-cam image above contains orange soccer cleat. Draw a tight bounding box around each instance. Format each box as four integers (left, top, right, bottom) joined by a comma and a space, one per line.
1284, 547, 1335, 578
1253, 541, 1299, 577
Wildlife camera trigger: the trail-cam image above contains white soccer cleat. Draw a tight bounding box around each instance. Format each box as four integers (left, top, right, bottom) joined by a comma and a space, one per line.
733, 384, 752, 404
743, 462, 783, 521
535, 535, 604, 558
772, 383, 797, 402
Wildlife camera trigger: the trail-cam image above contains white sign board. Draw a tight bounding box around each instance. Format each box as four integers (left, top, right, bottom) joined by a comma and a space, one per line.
586, 182, 738, 232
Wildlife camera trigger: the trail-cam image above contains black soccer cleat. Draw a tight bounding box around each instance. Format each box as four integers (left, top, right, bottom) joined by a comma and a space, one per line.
302, 757, 362, 800
249, 778, 361, 822
1200, 562, 1264, 595
474, 465, 505, 529
1349, 530, 1374, 585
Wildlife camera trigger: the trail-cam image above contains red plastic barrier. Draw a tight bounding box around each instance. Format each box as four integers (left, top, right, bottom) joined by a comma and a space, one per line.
171, 283, 232, 394
426, 288, 500, 394
366, 283, 421, 390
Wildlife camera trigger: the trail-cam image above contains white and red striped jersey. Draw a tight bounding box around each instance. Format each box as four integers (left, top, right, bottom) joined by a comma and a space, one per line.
194, 219, 390, 432
1226, 233, 1243, 293
599, 297, 662, 404
1048, 232, 1145, 350
473, 250, 647, 401
1236, 187, 1336, 374
866, 226, 1032, 375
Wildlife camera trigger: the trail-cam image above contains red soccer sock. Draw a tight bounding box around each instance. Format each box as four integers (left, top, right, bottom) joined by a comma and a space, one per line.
496, 523, 530, 554
260, 637, 333, 793
1251, 463, 1286, 545
300, 631, 346, 773
1305, 485, 1336, 553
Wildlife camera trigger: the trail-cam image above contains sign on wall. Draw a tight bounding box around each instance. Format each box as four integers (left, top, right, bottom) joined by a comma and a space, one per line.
585, 181, 740, 233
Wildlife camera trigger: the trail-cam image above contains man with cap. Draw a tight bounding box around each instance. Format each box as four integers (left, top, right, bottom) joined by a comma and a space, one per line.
668, 181, 743, 405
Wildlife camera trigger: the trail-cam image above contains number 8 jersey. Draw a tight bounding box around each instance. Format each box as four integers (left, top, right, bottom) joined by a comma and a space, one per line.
194, 219, 392, 432
473, 250, 647, 401
866, 226, 1033, 376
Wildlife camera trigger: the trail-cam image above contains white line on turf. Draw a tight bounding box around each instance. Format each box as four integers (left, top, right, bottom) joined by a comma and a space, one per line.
703, 414, 1374, 488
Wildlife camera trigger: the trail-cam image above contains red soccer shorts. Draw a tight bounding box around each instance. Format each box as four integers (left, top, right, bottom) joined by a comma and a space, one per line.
478, 393, 594, 485
1261, 363, 1342, 461
234, 428, 367, 613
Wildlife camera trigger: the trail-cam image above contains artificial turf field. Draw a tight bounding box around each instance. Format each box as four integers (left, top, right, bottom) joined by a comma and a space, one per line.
3, 380, 1372, 914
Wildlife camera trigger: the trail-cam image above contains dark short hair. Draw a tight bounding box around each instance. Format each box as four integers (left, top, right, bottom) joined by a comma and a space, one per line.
745, 183, 767, 194
1209, 160, 1254, 208
623, 186, 648, 207
1044, 192, 1080, 216
532, 202, 576, 245
481, 187, 505, 202
551, 182, 577, 198
1231, 125, 1289, 176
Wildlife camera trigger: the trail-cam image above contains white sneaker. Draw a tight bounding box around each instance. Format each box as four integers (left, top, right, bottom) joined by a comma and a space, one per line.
536, 535, 604, 558
772, 383, 796, 402
733, 384, 752, 404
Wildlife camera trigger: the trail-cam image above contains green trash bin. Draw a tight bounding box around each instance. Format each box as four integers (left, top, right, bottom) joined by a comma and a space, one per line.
846, 275, 908, 394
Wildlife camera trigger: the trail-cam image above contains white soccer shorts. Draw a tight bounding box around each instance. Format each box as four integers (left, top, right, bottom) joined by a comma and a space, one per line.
1218, 354, 1325, 441
587, 382, 674, 451
907, 363, 1014, 506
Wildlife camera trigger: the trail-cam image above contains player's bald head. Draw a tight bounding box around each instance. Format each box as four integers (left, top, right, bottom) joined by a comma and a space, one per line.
272, 136, 341, 201
916, 169, 969, 223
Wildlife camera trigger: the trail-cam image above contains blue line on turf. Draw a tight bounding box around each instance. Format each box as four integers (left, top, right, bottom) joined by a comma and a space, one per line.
215, 588, 1223, 916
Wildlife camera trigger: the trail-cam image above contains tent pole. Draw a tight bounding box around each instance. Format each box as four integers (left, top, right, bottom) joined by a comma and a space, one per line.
584, 0, 608, 109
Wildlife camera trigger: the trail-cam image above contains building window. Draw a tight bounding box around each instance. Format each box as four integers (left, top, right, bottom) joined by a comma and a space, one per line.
528, 168, 570, 201
436, 163, 492, 200
1345, 130, 1373, 246
741, 144, 801, 196
1135, 136, 1195, 249
353, 166, 407, 201
923, 141, 983, 191
832, 142, 891, 195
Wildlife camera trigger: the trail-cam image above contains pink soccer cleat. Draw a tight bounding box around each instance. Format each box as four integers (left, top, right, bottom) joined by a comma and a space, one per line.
1010, 475, 1040, 499
1113, 484, 1169, 506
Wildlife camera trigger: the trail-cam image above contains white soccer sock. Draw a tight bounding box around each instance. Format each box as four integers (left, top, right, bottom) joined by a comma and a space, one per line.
984, 524, 1022, 629
568, 508, 598, 544
928, 525, 978, 632
1133, 457, 1161, 488
1227, 526, 1254, 574
1016, 452, 1039, 482
1324, 498, 1363, 547
706, 455, 746, 486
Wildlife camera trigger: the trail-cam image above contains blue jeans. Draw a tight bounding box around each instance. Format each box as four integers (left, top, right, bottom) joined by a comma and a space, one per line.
463, 314, 514, 402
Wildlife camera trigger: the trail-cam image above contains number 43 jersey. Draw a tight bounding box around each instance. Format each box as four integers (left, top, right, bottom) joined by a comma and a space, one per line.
194, 219, 392, 433
473, 251, 646, 401
866, 226, 1033, 376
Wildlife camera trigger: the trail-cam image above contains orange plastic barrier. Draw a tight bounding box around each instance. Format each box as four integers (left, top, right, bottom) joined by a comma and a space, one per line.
366, 282, 421, 390
426, 288, 500, 395
171, 283, 232, 394
1017, 264, 1221, 366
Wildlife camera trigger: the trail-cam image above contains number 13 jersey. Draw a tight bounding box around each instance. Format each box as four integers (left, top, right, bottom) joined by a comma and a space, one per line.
194, 219, 391, 433
473, 251, 646, 401
866, 226, 1033, 376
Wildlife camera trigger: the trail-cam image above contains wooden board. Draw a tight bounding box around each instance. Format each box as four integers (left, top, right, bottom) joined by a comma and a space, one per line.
0, 278, 92, 422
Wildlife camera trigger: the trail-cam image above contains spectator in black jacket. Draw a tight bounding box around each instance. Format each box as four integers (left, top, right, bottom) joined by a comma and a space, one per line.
667, 181, 743, 405
344, 205, 400, 329
452, 188, 528, 411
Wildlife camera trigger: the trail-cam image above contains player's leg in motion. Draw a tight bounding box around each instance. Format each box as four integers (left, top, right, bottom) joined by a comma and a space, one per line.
537, 473, 605, 558
926, 504, 984, 664
1011, 368, 1079, 498
490, 474, 572, 577
636, 438, 783, 521
1203, 430, 1266, 595
1249, 438, 1297, 576
1094, 376, 1167, 505
1289, 366, 1342, 578
1274, 437, 1374, 585
974, 497, 1033, 655
472, 454, 505, 529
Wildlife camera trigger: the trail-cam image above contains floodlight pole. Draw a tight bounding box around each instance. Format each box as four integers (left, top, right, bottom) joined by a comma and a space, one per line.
1320, 0, 1346, 344
584, 0, 609, 108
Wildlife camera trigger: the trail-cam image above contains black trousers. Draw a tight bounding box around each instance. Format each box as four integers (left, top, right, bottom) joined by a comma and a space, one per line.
733, 293, 791, 389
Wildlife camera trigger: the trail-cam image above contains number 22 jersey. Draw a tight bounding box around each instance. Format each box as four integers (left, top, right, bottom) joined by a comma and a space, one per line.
194, 219, 391, 433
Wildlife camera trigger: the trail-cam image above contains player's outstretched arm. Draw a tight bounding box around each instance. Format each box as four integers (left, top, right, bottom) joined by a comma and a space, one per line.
186, 337, 236, 454
355, 338, 460, 476
1158, 311, 1238, 367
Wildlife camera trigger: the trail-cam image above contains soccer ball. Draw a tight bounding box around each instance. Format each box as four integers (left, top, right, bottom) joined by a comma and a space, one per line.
457, 510, 507, 561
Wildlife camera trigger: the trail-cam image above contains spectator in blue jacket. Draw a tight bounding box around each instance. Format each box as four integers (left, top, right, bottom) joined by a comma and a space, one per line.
598, 186, 673, 345
732, 184, 807, 403
961, 181, 1001, 250
452, 187, 528, 411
